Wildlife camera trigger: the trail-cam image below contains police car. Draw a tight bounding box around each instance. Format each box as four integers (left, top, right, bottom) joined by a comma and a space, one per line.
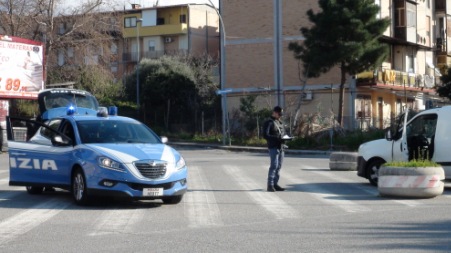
7, 100, 187, 205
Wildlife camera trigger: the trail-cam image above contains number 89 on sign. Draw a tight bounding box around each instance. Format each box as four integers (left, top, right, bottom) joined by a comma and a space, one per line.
0, 78, 21, 91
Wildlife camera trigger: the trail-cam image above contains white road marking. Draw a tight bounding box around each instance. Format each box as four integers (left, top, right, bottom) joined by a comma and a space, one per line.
0, 199, 70, 246
89, 208, 147, 236
270, 164, 370, 213
302, 165, 422, 207
223, 165, 299, 220
0, 178, 8, 186
184, 166, 223, 228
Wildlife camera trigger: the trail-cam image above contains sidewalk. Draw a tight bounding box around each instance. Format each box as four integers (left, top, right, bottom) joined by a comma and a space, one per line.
169, 141, 332, 156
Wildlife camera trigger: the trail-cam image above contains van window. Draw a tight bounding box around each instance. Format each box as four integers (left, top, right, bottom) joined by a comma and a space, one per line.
406, 114, 437, 160
406, 114, 437, 139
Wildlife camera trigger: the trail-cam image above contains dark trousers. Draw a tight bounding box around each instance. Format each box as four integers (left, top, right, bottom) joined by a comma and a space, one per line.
267, 148, 284, 186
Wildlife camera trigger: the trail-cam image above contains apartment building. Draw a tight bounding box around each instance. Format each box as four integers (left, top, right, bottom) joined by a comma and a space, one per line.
122, 4, 219, 75
47, 11, 124, 84
47, 3, 219, 86
435, 0, 451, 70
355, 0, 445, 129
221, 0, 449, 130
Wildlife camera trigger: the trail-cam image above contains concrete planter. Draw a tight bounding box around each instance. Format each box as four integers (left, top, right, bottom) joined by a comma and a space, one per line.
329, 152, 358, 171
378, 166, 445, 198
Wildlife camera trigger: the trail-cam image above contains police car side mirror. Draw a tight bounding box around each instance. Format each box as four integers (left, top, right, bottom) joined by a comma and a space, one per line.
52, 135, 72, 147
161, 136, 168, 144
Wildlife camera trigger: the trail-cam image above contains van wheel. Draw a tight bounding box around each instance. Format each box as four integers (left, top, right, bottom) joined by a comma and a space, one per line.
26, 186, 44, 194
72, 169, 89, 205
367, 159, 385, 186
162, 195, 183, 204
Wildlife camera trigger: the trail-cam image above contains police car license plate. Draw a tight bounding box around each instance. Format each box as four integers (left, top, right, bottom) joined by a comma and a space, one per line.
143, 188, 163, 197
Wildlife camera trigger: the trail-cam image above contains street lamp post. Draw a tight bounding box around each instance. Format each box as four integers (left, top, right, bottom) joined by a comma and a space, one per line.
206, 0, 228, 145
136, 18, 142, 117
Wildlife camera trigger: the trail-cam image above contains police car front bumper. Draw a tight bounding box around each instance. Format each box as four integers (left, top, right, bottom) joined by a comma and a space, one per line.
87, 180, 187, 200
86, 166, 188, 200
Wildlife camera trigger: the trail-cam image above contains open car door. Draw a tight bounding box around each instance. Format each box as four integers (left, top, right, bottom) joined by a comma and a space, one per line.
7, 116, 74, 190
392, 109, 410, 162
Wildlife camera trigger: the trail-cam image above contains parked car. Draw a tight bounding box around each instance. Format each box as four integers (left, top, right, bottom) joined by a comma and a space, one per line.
357, 106, 450, 186
7, 106, 187, 205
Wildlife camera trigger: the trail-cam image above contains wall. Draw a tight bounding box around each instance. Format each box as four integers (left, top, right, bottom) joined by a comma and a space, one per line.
188, 4, 219, 58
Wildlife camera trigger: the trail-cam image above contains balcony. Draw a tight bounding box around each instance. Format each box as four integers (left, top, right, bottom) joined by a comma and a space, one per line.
356, 68, 436, 91
123, 24, 188, 38
122, 49, 189, 62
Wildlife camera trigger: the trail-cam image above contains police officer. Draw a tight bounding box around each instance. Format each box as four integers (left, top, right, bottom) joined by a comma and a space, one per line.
263, 106, 286, 192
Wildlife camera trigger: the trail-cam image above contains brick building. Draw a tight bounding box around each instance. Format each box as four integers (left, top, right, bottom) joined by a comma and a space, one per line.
220, 0, 449, 130
122, 4, 219, 76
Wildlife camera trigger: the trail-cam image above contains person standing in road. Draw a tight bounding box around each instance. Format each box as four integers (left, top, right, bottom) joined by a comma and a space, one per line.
263, 106, 286, 192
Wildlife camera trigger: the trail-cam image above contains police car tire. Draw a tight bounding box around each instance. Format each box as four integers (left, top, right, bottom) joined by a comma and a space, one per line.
26, 186, 44, 195
162, 195, 183, 204
72, 169, 89, 205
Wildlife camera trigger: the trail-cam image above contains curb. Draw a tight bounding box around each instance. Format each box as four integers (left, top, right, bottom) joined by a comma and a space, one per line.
168, 142, 331, 156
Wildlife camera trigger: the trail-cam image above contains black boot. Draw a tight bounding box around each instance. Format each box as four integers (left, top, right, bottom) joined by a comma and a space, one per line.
267, 185, 276, 192
274, 185, 285, 191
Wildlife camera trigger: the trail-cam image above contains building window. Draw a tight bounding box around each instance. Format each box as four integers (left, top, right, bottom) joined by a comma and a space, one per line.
124, 17, 137, 28
58, 23, 66, 35
148, 40, 155, 52
406, 3, 416, 28
111, 62, 118, 73
407, 55, 415, 73
84, 55, 99, 65
374, 0, 381, 19
67, 47, 74, 58
111, 43, 118, 54
180, 14, 187, 24
157, 18, 165, 25
57, 50, 65, 66
395, 8, 405, 27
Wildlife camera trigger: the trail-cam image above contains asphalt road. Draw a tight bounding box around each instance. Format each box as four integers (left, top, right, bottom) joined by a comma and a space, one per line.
0, 148, 450, 252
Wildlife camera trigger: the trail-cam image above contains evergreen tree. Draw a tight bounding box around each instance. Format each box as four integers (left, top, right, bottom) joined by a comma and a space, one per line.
289, 0, 390, 126
436, 67, 451, 99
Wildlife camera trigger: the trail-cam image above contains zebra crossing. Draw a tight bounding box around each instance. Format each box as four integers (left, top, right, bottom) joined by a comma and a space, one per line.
0, 152, 450, 248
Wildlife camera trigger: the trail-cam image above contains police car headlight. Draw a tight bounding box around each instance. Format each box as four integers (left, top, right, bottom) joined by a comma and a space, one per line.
176, 157, 186, 170
98, 157, 125, 172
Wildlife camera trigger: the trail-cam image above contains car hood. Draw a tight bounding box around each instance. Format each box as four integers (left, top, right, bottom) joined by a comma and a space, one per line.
85, 143, 179, 165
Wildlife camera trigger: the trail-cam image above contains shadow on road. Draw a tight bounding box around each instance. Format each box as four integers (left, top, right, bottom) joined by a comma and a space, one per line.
0, 189, 163, 210
347, 220, 451, 251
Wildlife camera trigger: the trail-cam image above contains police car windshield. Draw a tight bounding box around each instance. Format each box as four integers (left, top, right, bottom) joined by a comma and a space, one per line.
76, 120, 161, 144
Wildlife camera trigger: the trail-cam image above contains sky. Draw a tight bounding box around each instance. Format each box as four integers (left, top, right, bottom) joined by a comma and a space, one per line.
121, 0, 219, 8
59, 0, 218, 13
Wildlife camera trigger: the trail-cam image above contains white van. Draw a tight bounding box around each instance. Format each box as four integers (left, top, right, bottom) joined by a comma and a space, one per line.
357, 106, 450, 186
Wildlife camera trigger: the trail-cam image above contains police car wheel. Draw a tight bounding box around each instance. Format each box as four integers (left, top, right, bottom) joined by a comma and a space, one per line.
367, 159, 384, 187
72, 169, 89, 205
162, 195, 183, 204
26, 186, 44, 194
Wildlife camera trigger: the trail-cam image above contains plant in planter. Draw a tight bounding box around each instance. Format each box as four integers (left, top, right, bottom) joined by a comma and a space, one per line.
378, 159, 445, 198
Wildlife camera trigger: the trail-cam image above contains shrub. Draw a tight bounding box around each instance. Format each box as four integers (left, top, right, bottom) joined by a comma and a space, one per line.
384, 160, 441, 168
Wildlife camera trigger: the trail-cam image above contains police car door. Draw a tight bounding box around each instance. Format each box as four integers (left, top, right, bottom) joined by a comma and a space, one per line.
7, 117, 74, 188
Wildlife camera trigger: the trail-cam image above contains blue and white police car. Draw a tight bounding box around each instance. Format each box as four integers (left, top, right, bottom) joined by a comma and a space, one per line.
7, 94, 187, 205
